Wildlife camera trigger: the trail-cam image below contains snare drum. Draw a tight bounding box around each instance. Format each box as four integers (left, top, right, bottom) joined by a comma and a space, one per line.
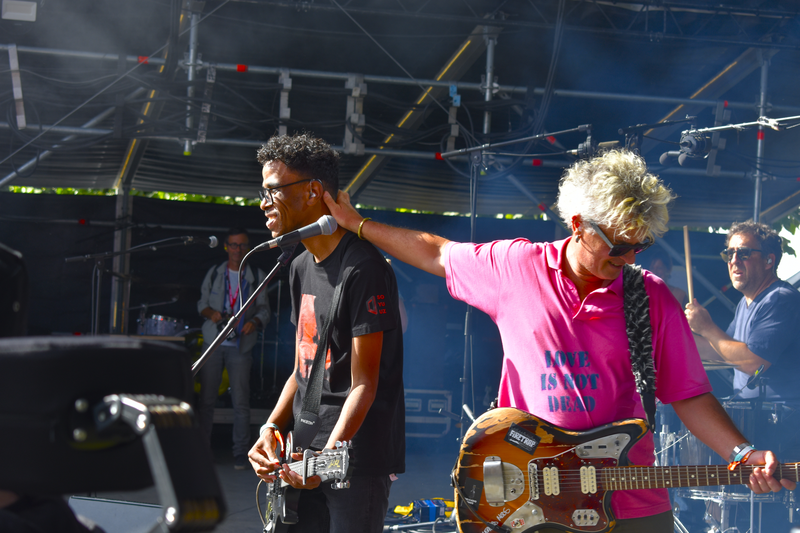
138, 315, 186, 337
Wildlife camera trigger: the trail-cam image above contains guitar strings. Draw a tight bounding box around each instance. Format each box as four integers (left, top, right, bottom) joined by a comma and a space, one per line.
508, 463, 800, 492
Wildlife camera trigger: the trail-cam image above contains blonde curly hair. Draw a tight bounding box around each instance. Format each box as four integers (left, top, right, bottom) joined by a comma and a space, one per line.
555, 150, 675, 242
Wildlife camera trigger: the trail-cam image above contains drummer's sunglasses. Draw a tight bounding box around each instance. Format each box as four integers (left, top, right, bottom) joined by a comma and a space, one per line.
586, 221, 654, 257
720, 246, 762, 263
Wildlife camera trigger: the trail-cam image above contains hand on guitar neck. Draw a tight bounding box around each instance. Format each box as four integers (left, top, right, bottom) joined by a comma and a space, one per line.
278, 447, 323, 490
741, 448, 796, 493
250, 429, 346, 490
253, 431, 352, 533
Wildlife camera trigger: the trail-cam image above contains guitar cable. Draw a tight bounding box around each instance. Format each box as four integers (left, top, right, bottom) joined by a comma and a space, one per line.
256, 479, 268, 529
254, 429, 286, 529
450, 467, 511, 533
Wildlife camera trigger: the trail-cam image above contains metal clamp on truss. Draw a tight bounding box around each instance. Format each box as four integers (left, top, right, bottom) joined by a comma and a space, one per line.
278, 70, 292, 136
343, 74, 366, 155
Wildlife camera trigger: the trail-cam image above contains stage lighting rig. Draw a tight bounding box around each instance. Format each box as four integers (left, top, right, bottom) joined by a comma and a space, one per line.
565, 128, 619, 158
659, 129, 712, 166
661, 113, 800, 169
619, 116, 697, 154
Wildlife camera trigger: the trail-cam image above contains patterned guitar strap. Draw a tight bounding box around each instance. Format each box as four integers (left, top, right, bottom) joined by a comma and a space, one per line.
622, 263, 657, 432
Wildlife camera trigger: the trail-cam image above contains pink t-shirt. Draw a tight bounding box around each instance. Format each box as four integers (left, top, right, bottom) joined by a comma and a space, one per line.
444, 237, 712, 519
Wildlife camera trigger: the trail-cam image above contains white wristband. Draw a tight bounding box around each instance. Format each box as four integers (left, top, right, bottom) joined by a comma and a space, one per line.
259, 422, 280, 437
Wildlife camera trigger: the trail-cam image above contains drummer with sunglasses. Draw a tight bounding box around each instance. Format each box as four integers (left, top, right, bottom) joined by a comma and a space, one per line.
324, 150, 794, 533
686, 220, 800, 530
686, 220, 800, 405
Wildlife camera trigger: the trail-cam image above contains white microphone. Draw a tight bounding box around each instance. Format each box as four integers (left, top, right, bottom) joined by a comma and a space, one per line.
183, 235, 219, 248
261, 215, 338, 249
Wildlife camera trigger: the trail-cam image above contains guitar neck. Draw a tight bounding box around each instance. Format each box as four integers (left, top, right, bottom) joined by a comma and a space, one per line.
278, 454, 343, 487
602, 463, 800, 491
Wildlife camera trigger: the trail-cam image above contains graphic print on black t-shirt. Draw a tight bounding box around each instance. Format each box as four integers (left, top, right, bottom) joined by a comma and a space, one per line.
297, 293, 332, 379
289, 232, 406, 475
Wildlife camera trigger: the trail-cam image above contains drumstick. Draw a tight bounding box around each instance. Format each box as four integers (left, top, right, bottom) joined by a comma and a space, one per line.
683, 226, 694, 302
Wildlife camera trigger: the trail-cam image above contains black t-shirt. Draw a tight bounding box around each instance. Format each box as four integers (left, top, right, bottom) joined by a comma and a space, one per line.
289, 232, 405, 476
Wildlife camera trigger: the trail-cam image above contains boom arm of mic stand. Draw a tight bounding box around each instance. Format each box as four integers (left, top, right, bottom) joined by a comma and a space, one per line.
64, 237, 202, 263
191, 244, 297, 377
438, 125, 590, 159
617, 116, 697, 135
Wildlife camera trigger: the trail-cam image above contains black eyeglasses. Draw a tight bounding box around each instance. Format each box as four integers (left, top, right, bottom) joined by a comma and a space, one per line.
258, 178, 318, 204
225, 242, 250, 250
720, 246, 762, 263
587, 221, 654, 257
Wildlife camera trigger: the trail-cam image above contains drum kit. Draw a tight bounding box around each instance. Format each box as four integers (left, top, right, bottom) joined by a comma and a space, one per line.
656, 362, 799, 533
136, 314, 188, 336
130, 296, 189, 338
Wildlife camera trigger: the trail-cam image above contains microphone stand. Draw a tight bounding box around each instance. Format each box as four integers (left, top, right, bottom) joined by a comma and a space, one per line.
191, 244, 296, 377
65, 236, 210, 335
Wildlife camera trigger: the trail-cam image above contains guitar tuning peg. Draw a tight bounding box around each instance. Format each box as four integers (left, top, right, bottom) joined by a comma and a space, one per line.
331, 480, 350, 490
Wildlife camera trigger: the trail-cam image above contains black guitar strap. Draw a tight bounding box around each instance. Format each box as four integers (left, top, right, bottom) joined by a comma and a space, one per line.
622, 264, 657, 432
292, 240, 353, 451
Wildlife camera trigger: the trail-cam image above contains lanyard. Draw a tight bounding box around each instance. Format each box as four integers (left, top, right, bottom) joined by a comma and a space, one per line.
226, 269, 240, 312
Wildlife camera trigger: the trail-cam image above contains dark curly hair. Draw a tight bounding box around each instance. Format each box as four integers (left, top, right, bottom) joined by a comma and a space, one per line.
256, 133, 339, 195
726, 220, 783, 268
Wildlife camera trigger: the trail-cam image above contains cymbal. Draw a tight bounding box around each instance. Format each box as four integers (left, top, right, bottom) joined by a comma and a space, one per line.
702, 360, 737, 370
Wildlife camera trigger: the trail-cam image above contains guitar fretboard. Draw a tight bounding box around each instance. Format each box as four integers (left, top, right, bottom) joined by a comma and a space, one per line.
600, 463, 800, 491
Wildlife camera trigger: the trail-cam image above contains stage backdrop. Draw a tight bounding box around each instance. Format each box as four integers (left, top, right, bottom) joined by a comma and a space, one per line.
0, 192, 731, 398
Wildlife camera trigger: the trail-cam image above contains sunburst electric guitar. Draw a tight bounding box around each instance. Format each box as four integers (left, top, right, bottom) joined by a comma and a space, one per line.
452, 407, 799, 533
262, 435, 351, 533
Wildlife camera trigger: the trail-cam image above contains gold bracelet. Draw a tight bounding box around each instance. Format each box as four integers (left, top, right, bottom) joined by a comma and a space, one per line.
357, 217, 371, 240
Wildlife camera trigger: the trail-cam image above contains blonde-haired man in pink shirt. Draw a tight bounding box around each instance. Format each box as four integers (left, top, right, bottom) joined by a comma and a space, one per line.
323, 150, 794, 533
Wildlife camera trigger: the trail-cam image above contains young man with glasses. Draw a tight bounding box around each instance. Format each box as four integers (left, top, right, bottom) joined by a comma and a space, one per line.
248, 133, 405, 533
198, 227, 270, 470
686, 220, 800, 404
323, 150, 793, 532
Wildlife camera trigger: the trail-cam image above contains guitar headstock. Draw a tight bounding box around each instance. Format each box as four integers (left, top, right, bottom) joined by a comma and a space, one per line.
307, 441, 350, 487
